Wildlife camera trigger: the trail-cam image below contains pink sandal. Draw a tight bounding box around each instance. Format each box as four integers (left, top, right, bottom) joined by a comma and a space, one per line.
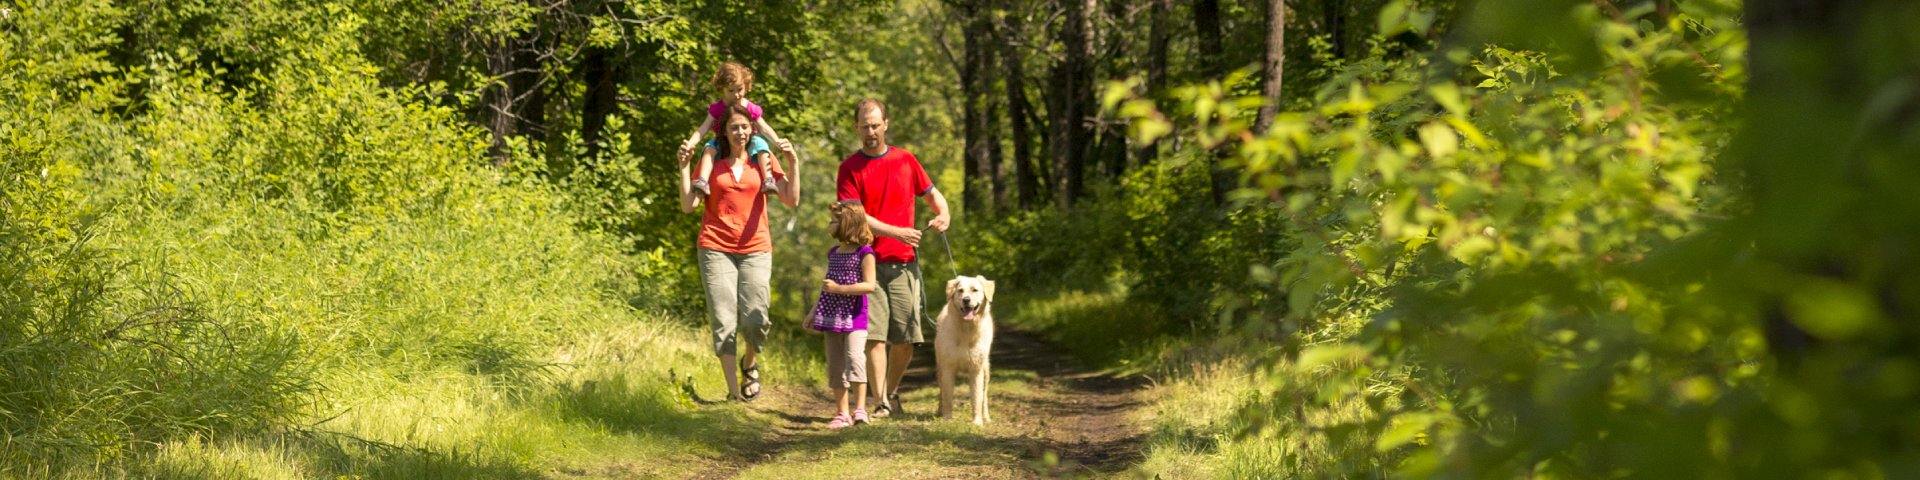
826, 412, 854, 429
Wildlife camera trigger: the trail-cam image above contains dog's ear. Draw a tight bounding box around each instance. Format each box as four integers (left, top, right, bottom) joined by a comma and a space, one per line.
983, 279, 995, 301
947, 277, 961, 299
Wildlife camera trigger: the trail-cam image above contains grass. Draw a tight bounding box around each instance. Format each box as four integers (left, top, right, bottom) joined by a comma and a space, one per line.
112, 317, 828, 479
993, 283, 1400, 479
727, 369, 1066, 480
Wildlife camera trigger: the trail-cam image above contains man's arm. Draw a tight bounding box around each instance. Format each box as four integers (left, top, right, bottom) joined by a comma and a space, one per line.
867, 214, 921, 247
924, 187, 951, 232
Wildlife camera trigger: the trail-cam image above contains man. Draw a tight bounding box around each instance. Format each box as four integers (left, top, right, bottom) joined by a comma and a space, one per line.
836, 98, 951, 418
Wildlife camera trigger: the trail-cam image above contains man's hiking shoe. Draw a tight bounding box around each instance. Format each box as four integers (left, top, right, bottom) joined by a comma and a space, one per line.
871, 401, 892, 418
760, 178, 779, 194
887, 393, 904, 416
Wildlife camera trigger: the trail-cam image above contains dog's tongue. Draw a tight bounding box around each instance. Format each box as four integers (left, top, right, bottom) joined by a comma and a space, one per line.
962, 304, 979, 320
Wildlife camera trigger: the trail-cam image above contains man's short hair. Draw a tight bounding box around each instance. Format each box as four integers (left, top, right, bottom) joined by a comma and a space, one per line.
854, 98, 888, 121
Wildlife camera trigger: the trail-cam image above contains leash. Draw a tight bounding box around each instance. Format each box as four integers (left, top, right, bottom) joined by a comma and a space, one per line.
910, 224, 960, 329
920, 224, 960, 276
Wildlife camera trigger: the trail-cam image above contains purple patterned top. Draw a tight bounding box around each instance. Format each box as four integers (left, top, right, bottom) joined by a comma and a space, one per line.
809, 245, 873, 333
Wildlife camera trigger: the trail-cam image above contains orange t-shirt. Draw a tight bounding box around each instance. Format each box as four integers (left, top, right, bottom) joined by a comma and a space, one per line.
696, 154, 787, 254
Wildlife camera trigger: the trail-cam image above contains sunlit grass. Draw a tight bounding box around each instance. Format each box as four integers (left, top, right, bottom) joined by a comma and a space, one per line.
104, 315, 829, 479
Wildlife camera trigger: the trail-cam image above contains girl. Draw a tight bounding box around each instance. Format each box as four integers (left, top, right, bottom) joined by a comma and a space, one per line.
678, 61, 786, 196
811, 202, 878, 428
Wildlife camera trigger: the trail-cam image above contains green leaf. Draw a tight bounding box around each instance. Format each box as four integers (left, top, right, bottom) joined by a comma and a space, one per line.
1419, 122, 1459, 159
1378, 0, 1411, 36
1786, 279, 1885, 340
1429, 84, 1467, 116
1376, 412, 1441, 452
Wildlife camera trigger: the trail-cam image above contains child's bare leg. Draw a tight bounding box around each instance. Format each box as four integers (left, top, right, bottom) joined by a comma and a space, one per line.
759, 161, 778, 193
834, 385, 850, 417
867, 341, 889, 413
853, 382, 867, 412
693, 155, 715, 194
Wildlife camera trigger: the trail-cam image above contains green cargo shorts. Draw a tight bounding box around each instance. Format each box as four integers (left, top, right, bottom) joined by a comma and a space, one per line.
866, 261, 932, 345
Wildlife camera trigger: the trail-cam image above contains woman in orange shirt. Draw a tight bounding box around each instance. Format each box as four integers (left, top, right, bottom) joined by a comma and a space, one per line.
680, 105, 801, 402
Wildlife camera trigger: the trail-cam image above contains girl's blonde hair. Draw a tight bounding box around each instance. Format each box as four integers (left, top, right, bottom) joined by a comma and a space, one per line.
829, 202, 874, 246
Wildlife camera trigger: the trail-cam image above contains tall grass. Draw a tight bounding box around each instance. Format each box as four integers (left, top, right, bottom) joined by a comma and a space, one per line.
0, 3, 817, 474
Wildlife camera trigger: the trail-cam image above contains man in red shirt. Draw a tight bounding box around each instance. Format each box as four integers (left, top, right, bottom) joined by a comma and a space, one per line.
837, 98, 951, 418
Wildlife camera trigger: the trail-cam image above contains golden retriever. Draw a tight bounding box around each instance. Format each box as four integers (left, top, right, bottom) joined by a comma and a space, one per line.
935, 275, 996, 425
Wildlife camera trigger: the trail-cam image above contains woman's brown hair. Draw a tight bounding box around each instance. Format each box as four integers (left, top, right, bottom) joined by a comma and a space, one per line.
713, 105, 759, 159
829, 202, 874, 246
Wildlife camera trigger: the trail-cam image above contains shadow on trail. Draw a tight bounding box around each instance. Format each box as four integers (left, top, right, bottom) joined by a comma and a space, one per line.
727, 326, 1155, 478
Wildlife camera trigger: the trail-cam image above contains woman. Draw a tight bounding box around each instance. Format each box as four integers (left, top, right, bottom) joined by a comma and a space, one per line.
680, 104, 801, 402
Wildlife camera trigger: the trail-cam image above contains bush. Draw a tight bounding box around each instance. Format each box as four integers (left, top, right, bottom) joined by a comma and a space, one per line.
1, 2, 310, 467
4, 3, 673, 470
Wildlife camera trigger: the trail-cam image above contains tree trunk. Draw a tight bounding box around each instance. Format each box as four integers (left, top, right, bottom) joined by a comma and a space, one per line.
1254, 0, 1286, 134
1135, 0, 1171, 168
579, 46, 622, 162
960, 0, 995, 215
482, 31, 548, 166
1049, 0, 1095, 209
1742, 0, 1847, 361
1194, 0, 1230, 205
1194, 0, 1225, 78
1325, 0, 1346, 59
1002, 7, 1042, 210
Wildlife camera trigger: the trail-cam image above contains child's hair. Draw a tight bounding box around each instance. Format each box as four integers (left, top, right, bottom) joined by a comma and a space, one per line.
712, 62, 754, 93
829, 202, 874, 246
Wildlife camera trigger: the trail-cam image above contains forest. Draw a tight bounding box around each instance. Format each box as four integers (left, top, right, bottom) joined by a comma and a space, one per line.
5, 0, 1920, 477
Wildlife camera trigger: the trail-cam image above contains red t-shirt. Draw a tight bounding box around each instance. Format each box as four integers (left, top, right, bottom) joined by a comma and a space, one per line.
836, 146, 933, 263
697, 153, 787, 254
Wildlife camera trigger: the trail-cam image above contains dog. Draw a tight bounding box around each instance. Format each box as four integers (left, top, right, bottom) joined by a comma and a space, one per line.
935, 275, 996, 425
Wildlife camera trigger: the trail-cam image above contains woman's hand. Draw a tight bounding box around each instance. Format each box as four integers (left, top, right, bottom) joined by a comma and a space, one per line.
821, 279, 842, 294
774, 139, 801, 208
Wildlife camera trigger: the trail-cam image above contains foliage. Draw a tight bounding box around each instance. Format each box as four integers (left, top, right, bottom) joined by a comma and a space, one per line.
1092, 0, 1920, 476
0, 1, 311, 468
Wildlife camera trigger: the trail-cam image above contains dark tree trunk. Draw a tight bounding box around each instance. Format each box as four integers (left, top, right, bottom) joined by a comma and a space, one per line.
482, 31, 548, 166
1194, 0, 1225, 78
1049, 0, 1095, 209
1102, 126, 1127, 180
989, 88, 1006, 210
579, 46, 622, 162
1135, 0, 1171, 168
960, 0, 995, 215
1742, 0, 1851, 360
1325, 0, 1346, 59
1098, 0, 1128, 181
1002, 8, 1042, 210
1194, 0, 1230, 205
1146, 0, 1171, 92
1254, 0, 1285, 134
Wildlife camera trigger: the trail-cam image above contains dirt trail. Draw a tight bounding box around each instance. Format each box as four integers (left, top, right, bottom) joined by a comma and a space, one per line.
704, 328, 1153, 479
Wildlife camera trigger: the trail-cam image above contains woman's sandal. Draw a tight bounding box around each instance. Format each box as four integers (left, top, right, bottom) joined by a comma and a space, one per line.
739, 363, 761, 402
